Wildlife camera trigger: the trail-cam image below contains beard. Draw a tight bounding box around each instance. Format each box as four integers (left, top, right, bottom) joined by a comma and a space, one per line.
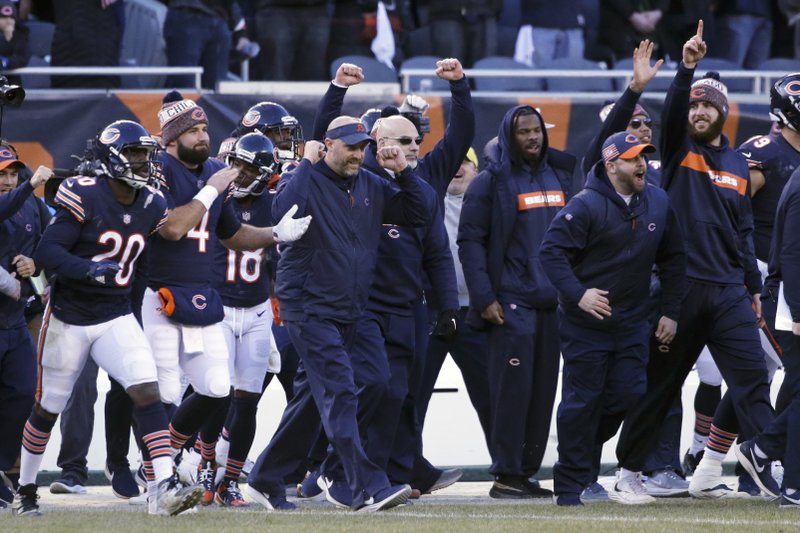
689, 114, 726, 145
177, 141, 209, 166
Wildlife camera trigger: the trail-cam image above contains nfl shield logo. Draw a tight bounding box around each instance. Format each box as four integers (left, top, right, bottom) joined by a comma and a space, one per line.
123, 214, 131, 224
242, 211, 251, 222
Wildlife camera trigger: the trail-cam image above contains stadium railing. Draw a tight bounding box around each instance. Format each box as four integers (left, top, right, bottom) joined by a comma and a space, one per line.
4, 66, 204, 91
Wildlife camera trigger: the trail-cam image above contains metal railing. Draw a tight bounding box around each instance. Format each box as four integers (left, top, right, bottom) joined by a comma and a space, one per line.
4, 66, 204, 91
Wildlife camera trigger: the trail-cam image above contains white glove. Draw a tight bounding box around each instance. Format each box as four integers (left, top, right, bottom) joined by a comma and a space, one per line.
272, 204, 312, 243
399, 94, 429, 115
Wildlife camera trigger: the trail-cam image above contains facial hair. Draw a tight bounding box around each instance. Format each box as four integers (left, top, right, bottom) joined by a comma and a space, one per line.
689, 113, 726, 145
177, 141, 210, 166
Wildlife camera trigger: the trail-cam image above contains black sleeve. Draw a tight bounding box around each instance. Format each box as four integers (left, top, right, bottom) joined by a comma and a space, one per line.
312, 84, 348, 141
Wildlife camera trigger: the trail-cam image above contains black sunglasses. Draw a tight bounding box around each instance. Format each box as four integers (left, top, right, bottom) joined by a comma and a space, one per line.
629, 118, 654, 129
383, 136, 423, 146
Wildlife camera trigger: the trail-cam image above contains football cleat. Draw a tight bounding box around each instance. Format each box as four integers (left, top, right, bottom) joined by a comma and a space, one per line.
215, 479, 248, 507
152, 475, 203, 516
197, 461, 217, 506
12, 484, 41, 516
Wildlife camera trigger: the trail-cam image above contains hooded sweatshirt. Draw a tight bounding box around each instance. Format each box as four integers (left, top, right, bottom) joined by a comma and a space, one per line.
540, 162, 686, 331
458, 105, 573, 327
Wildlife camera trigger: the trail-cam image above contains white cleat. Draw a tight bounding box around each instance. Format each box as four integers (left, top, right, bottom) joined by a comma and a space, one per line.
688, 462, 734, 499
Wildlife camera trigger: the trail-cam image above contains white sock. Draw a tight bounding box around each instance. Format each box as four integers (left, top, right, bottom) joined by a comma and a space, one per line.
689, 433, 709, 456
18, 448, 45, 487
152, 456, 173, 484
702, 447, 726, 463
618, 468, 638, 480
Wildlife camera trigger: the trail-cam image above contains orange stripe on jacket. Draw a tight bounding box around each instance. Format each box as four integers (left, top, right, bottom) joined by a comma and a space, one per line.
517, 190, 566, 211
680, 152, 748, 196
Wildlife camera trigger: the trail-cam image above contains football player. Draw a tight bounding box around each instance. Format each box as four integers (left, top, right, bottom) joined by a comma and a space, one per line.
12, 120, 202, 517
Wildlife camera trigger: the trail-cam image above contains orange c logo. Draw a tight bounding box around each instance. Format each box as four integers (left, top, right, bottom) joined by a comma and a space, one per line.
785, 80, 800, 96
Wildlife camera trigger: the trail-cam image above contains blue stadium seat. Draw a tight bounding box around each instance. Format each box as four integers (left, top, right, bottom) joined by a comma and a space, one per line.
120, 0, 167, 88
26, 21, 55, 59
472, 56, 544, 91
329, 55, 398, 83
542, 57, 614, 92
758, 58, 800, 89
399, 56, 449, 92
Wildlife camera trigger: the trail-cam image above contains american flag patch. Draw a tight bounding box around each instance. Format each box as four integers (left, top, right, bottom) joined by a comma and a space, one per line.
602, 144, 619, 161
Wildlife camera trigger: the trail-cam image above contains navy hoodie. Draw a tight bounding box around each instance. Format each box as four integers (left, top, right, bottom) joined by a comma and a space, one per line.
272, 157, 430, 322
768, 166, 800, 321
660, 64, 761, 293
458, 105, 573, 328
540, 163, 686, 331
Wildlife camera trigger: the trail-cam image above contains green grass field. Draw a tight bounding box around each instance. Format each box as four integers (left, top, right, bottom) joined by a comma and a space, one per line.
0, 497, 797, 533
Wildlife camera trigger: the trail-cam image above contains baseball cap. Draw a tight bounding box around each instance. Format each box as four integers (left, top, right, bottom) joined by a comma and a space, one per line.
464, 147, 479, 168
325, 122, 373, 145
0, 146, 24, 170
601, 131, 655, 163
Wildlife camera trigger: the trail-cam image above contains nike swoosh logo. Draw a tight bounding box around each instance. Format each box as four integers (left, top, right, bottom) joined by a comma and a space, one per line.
741, 151, 752, 158
363, 497, 374, 505
752, 455, 765, 473
256, 311, 266, 317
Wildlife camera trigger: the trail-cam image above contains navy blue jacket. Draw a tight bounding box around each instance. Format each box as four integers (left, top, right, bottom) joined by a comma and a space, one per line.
767, 166, 800, 321
360, 145, 458, 316
0, 181, 43, 329
458, 106, 574, 328
272, 157, 430, 322
540, 163, 686, 330
738, 129, 800, 263
312, 76, 475, 206
661, 63, 761, 294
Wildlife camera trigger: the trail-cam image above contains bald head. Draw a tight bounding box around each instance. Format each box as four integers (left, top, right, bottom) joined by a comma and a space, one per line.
327, 115, 361, 132
376, 115, 421, 168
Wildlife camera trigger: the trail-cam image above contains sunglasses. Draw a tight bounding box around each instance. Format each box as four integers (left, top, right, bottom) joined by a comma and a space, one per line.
382, 136, 423, 146
629, 118, 654, 129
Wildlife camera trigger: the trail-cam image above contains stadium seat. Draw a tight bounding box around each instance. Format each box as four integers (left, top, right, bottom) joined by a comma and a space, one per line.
26, 21, 55, 60
472, 56, 544, 91
758, 58, 800, 89
612, 58, 675, 92
405, 27, 433, 57
329, 55, 398, 83
542, 57, 614, 92
20, 55, 50, 89
120, 0, 167, 89
399, 56, 449, 92
693, 57, 752, 93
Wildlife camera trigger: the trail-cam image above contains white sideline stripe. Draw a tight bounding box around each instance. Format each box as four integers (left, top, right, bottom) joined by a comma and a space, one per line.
375, 511, 798, 527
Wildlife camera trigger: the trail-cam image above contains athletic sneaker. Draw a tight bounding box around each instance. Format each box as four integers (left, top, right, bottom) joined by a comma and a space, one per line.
244, 483, 297, 510
735, 440, 780, 499
688, 461, 734, 499
736, 473, 761, 497
297, 470, 324, 499
580, 482, 608, 502
12, 484, 41, 516
215, 479, 248, 507
428, 468, 463, 493
317, 474, 352, 508
0, 479, 13, 506
489, 475, 551, 499
355, 484, 412, 513
779, 489, 800, 509
682, 449, 703, 476
176, 449, 201, 485
49, 475, 87, 495
197, 461, 217, 505
153, 475, 203, 516
608, 471, 656, 505
645, 469, 689, 497
105, 463, 139, 499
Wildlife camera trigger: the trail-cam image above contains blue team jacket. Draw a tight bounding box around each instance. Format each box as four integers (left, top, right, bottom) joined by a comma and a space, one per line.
272, 158, 430, 322
457, 105, 574, 328
540, 163, 686, 330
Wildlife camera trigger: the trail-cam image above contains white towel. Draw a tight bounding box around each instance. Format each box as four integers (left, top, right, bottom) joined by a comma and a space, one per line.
371, 2, 396, 70
514, 25, 535, 67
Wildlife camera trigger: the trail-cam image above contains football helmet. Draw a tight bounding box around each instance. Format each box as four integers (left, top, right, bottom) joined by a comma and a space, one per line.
95, 120, 158, 189
236, 101, 303, 163
360, 108, 383, 135
226, 132, 277, 198
770, 73, 800, 131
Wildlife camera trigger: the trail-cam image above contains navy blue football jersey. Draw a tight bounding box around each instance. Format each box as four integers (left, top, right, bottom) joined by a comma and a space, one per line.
738, 130, 800, 262
214, 192, 273, 308
147, 152, 241, 288
45, 176, 168, 325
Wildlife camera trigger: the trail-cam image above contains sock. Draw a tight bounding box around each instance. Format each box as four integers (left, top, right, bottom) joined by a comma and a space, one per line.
199, 439, 216, 464
19, 410, 57, 486
689, 413, 713, 455
134, 402, 173, 483
224, 395, 259, 481
704, 424, 736, 462
753, 443, 768, 460
170, 393, 227, 452
618, 468, 638, 480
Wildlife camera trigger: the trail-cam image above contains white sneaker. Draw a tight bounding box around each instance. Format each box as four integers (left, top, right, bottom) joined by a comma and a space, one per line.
152, 475, 203, 516
608, 471, 656, 505
689, 461, 734, 499
129, 490, 148, 506
176, 449, 201, 486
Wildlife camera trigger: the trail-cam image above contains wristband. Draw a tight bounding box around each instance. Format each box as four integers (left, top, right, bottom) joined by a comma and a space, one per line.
193, 185, 219, 211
